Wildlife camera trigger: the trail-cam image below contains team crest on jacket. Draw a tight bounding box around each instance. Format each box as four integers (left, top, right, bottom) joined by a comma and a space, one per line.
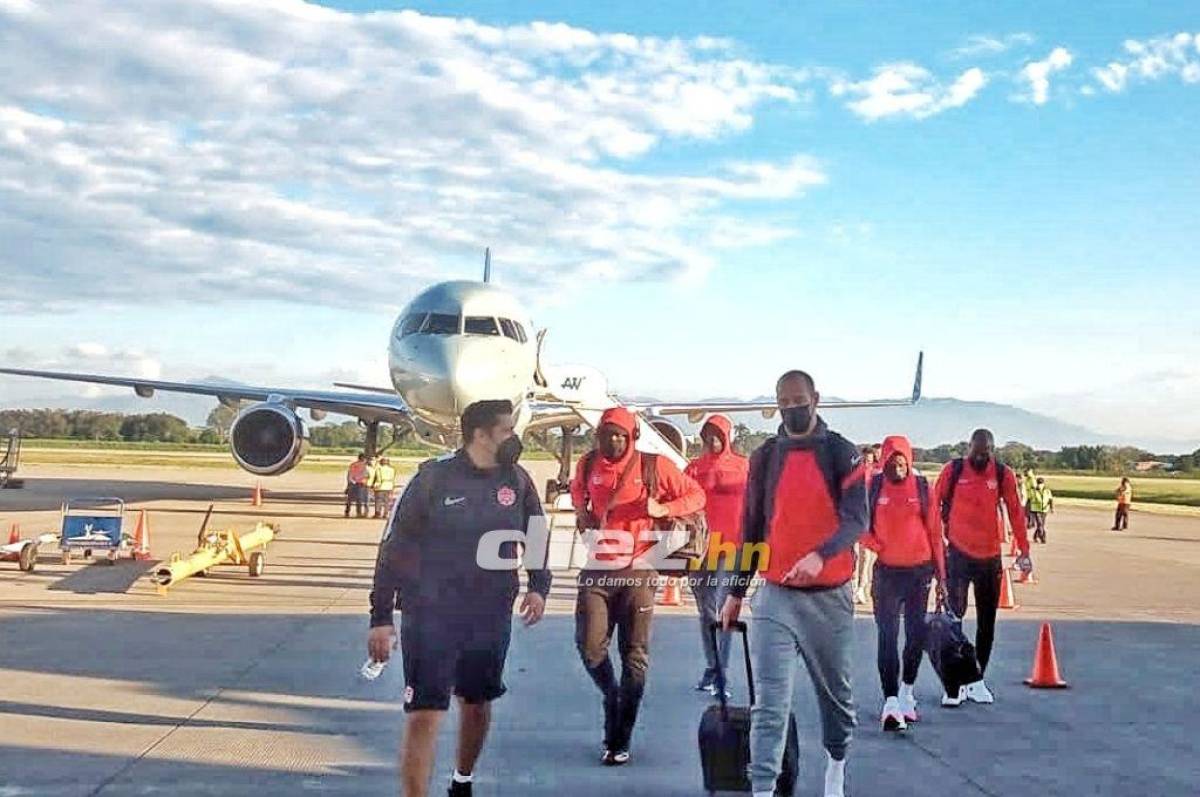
496, 486, 517, 507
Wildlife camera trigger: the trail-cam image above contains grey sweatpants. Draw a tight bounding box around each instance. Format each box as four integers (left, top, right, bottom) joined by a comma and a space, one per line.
749, 581, 856, 793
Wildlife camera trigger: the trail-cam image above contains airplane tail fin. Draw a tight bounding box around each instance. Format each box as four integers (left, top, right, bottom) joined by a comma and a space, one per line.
912, 351, 924, 403
483, 248, 491, 283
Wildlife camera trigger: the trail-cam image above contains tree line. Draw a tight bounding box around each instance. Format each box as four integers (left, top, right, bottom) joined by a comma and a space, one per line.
4, 409, 1196, 473
729, 424, 1198, 475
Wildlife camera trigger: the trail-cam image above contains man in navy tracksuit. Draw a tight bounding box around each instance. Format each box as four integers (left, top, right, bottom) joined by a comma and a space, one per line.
368, 399, 552, 797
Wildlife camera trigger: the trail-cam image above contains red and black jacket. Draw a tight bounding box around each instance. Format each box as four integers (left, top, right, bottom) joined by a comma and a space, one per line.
729, 418, 868, 596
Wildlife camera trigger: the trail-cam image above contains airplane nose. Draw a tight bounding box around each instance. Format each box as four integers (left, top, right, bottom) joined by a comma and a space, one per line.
450, 341, 523, 411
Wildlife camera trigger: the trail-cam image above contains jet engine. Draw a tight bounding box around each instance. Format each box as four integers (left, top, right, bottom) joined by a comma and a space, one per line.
645, 415, 687, 457
230, 403, 310, 476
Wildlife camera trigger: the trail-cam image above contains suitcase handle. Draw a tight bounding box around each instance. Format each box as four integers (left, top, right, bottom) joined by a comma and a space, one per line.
708, 621, 753, 714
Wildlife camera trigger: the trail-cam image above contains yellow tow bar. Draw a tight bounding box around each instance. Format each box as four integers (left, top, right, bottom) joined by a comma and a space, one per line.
153, 521, 277, 595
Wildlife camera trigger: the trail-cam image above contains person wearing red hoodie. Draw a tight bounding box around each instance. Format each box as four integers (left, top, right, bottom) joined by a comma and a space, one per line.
861, 435, 946, 732
935, 428, 1032, 707
684, 414, 749, 696
571, 406, 705, 766
721, 370, 867, 797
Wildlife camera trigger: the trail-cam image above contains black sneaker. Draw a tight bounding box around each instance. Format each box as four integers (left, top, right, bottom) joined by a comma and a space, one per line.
448, 780, 473, 796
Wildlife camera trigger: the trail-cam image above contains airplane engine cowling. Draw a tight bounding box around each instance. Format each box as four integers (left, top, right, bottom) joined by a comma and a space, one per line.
230, 403, 310, 476
645, 416, 687, 457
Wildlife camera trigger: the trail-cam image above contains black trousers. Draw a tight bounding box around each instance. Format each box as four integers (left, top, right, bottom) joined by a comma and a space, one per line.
1114, 504, 1130, 530
872, 562, 934, 698
946, 546, 1002, 675
575, 568, 656, 749
1032, 511, 1048, 543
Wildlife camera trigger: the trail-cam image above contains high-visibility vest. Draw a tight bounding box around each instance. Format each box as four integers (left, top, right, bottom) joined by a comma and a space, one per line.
373, 464, 397, 491
1117, 484, 1133, 505
1029, 486, 1053, 513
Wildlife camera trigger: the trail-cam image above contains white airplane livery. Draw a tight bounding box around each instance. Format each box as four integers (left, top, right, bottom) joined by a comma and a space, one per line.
0, 251, 922, 501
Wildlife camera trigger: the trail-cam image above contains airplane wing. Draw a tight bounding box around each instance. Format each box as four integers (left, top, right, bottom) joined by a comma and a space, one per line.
623, 352, 924, 421
0, 367, 411, 424
525, 352, 923, 468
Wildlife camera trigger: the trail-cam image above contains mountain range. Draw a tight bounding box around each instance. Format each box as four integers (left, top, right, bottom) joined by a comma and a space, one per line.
4, 385, 1196, 454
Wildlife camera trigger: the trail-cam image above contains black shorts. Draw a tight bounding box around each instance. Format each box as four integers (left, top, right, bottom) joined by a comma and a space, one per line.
400, 610, 513, 712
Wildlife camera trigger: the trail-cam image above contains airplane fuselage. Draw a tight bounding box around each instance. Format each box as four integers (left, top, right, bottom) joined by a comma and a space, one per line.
388, 281, 538, 442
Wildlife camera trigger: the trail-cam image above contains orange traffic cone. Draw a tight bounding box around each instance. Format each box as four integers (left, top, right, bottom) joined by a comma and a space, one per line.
251, 481, 264, 507
1024, 623, 1069, 688
7, 523, 19, 545
998, 568, 1018, 610
657, 577, 683, 606
132, 510, 152, 560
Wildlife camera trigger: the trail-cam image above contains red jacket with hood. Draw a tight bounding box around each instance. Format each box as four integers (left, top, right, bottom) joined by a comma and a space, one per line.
729, 418, 868, 595
570, 407, 706, 568
684, 415, 749, 547
861, 436, 946, 577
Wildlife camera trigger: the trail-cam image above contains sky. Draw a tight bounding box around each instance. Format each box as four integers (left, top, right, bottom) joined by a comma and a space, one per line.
1, 0, 1198, 446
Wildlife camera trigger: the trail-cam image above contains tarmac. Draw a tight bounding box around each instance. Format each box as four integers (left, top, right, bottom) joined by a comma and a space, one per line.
1, 460, 1198, 796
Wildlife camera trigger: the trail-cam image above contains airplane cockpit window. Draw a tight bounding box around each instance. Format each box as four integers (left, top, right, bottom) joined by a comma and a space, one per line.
514, 322, 528, 343
421, 313, 460, 335
465, 316, 501, 336
499, 318, 520, 341
399, 313, 427, 337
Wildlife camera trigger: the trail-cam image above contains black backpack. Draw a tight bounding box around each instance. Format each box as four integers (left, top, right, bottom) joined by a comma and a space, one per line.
868, 471, 930, 531
940, 457, 1007, 527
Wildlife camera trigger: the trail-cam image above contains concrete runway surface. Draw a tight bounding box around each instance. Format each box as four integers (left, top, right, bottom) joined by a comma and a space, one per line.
1, 461, 1198, 796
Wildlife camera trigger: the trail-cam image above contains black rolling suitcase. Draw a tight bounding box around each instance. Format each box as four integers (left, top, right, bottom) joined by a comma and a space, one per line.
698, 621, 799, 795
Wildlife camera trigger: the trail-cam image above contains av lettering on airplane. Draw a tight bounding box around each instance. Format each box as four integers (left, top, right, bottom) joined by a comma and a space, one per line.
0, 250, 922, 503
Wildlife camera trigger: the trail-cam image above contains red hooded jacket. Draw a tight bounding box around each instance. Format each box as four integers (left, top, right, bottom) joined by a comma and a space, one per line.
685, 415, 749, 547
861, 436, 946, 578
571, 407, 706, 567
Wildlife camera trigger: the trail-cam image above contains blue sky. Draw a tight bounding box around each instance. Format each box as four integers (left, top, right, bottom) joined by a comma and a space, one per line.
1, 1, 1198, 444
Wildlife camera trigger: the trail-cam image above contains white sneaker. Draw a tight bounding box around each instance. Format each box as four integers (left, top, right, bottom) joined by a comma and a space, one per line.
823, 751, 846, 797
898, 691, 919, 723
880, 696, 907, 732
941, 686, 964, 707
964, 680, 995, 704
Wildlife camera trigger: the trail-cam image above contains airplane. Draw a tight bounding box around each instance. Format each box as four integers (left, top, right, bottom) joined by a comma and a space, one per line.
0, 250, 923, 502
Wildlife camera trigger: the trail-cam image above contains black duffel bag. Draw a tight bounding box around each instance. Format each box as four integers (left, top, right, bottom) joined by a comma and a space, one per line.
924, 603, 982, 697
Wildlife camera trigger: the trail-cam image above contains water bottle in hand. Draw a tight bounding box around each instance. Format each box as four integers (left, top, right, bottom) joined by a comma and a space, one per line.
360, 658, 387, 681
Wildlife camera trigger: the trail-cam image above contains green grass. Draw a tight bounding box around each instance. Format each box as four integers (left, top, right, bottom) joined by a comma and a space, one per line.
1042, 474, 1200, 508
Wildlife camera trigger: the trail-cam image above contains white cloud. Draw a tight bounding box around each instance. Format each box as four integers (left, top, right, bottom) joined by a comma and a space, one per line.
1092, 32, 1200, 93
949, 32, 1035, 59
832, 64, 987, 120
0, 1, 820, 311
1017, 47, 1073, 105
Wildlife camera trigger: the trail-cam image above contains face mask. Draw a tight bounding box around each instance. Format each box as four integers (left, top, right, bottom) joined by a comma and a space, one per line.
886, 460, 907, 483
782, 405, 813, 435
497, 435, 523, 467
598, 433, 628, 461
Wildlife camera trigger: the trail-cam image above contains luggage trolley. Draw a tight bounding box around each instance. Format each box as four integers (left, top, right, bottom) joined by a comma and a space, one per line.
59, 497, 132, 565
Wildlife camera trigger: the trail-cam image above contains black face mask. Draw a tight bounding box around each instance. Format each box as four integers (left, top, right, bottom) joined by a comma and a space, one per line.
497, 436, 523, 467
598, 435, 628, 461
782, 405, 814, 435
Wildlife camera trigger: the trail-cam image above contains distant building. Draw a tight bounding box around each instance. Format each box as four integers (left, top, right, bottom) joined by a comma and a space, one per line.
1133, 461, 1172, 472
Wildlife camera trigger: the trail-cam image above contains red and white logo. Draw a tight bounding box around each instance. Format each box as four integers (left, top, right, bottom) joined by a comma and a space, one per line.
497, 486, 517, 507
